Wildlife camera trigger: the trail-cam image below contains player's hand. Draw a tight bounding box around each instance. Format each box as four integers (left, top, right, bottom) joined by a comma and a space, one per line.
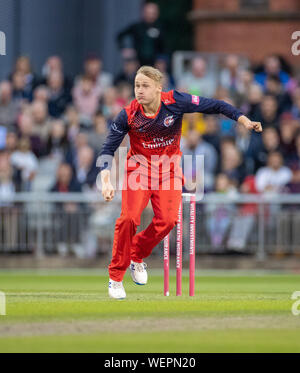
101, 169, 115, 202
245, 120, 262, 133
238, 115, 262, 133
102, 181, 115, 202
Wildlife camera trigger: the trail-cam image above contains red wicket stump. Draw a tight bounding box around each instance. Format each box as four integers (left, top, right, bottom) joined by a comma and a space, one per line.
163, 193, 196, 297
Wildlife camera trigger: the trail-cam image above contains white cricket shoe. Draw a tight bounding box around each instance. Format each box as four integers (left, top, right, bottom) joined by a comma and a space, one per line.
130, 261, 148, 285
108, 279, 126, 299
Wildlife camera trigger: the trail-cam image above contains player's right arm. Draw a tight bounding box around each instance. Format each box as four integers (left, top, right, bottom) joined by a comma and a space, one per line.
98, 109, 129, 202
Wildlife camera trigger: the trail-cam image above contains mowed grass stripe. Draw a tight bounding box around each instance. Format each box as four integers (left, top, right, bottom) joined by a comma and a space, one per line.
1, 329, 300, 353
1, 315, 300, 337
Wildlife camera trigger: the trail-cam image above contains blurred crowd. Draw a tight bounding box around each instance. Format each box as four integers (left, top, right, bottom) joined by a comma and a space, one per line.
180, 53, 300, 197
0, 52, 299, 201
0, 1, 300, 256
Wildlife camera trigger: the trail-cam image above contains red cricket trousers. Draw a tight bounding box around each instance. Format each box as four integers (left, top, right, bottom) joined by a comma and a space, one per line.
108, 172, 182, 282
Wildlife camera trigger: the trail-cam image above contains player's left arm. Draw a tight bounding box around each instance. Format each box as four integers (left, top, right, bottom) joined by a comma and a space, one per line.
174, 90, 262, 133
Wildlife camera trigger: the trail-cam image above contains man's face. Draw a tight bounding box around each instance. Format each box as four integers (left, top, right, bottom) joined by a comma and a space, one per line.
191, 58, 206, 78
263, 128, 279, 150
265, 56, 280, 75
143, 3, 159, 23
134, 73, 161, 105
85, 60, 101, 79
268, 153, 282, 170
32, 102, 47, 122
58, 165, 72, 184
261, 96, 277, 116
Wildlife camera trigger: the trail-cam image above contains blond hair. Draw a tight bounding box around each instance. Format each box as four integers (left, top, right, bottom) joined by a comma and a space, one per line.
136, 65, 163, 84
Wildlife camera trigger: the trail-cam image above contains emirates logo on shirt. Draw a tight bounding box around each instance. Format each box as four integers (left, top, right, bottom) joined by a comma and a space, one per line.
164, 115, 174, 127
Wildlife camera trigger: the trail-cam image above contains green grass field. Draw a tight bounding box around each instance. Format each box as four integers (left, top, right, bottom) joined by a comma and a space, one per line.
0, 269, 300, 353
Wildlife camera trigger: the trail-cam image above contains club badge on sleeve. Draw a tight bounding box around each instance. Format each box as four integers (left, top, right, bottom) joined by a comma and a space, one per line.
164, 115, 175, 127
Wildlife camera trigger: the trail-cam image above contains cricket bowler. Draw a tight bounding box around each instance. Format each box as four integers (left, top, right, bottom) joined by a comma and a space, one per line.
98, 66, 262, 299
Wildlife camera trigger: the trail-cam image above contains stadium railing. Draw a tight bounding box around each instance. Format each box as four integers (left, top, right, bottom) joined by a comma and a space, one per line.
0, 192, 300, 259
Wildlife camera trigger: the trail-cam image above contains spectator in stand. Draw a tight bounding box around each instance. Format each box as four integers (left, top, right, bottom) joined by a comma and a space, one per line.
33, 85, 49, 104
235, 121, 260, 175
284, 133, 300, 193
31, 100, 51, 142
64, 105, 83, 143
219, 142, 246, 186
47, 70, 72, 118
227, 175, 258, 251
11, 71, 32, 102
82, 55, 112, 92
291, 87, 300, 120
255, 94, 280, 129
241, 83, 263, 121
202, 115, 221, 153
65, 131, 89, 169
17, 112, 44, 158
279, 113, 298, 162
219, 54, 245, 99
181, 129, 217, 191
50, 163, 82, 257
0, 81, 20, 130
265, 74, 293, 114
99, 87, 121, 121
0, 151, 15, 205
206, 173, 237, 252
116, 82, 134, 107
117, 2, 165, 66
10, 56, 39, 98
252, 127, 280, 171
88, 111, 109, 153
41, 56, 73, 94
177, 56, 216, 98
114, 57, 139, 87
255, 151, 292, 194
0, 150, 17, 249
214, 86, 232, 102
45, 119, 69, 161
287, 132, 300, 171
0, 149, 18, 250
235, 122, 251, 156
255, 54, 291, 89
10, 137, 38, 191
72, 75, 102, 125
74, 145, 98, 190
235, 69, 255, 108
5, 130, 18, 155
154, 55, 174, 91
50, 163, 81, 193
